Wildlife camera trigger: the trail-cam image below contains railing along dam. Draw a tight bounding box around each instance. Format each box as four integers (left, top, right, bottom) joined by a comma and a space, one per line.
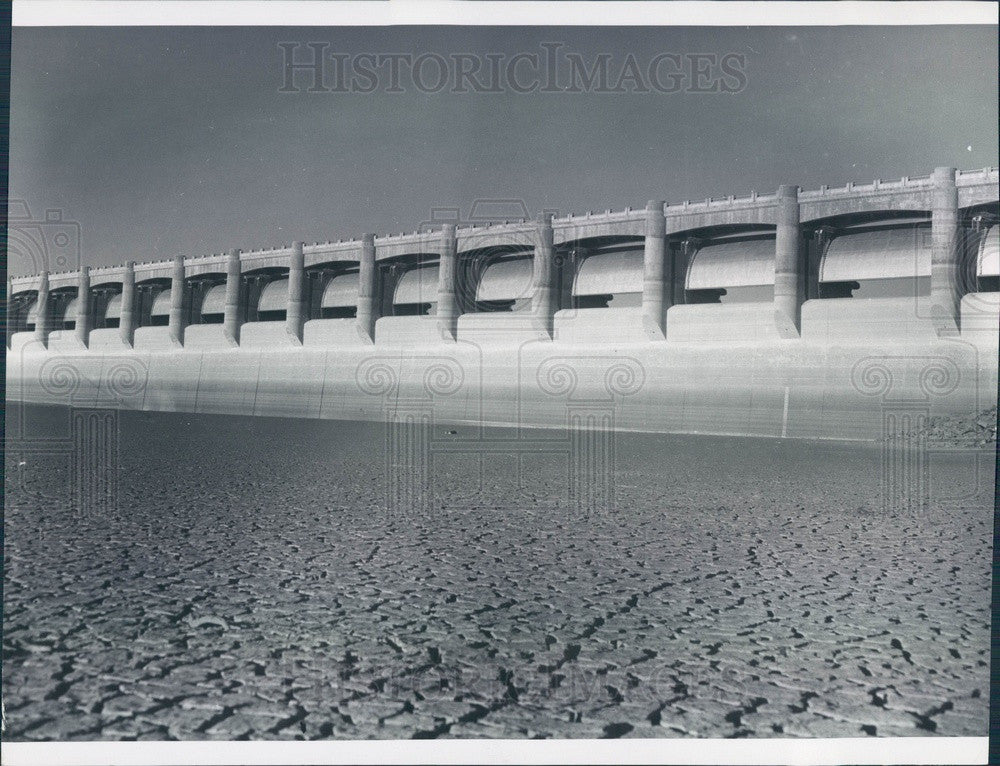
6, 166, 999, 443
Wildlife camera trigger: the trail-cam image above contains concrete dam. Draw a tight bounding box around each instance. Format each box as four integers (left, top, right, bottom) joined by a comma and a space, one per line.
6, 166, 999, 442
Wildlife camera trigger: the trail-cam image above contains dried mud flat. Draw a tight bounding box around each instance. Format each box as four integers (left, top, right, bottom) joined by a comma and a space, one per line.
3, 406, 993, 740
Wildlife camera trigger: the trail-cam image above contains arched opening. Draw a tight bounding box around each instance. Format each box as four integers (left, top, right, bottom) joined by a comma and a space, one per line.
180, 273, 229, 325
243, 267, 291, 323
90, 283, 123, 329
548, 235, 645, 311
148, 287, 172, 326
573, 246, 644, 308
51, 288, 78, 330
103, 293, 123, 329
20, 295, 39, 332
199, 284, 228, 324
385, 255, 440, 317
256, 278, 289, 322
320, 270, 359, 319
462, 247, 534, 313
818, 220, 931, 299
685, 233, 776, 304
975, 224, 999, 293
5, 291, 37, 336
543, 235, 651, 345
393, 266, 437, 316
960, 205, 1000, 295
135, 278, 171, 327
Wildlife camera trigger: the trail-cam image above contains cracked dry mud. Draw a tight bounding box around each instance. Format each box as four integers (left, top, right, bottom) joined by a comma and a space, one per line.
3, 406, 992, 740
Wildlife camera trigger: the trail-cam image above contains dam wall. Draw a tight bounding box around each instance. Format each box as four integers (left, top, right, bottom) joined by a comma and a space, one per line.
7, 302, 997, 442
6, 167, 999, 441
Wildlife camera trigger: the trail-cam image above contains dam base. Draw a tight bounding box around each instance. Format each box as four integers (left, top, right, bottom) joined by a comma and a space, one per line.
7, 301, 997, 443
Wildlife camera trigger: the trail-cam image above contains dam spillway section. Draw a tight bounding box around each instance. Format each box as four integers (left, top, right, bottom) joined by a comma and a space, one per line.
6, 166, 999, 442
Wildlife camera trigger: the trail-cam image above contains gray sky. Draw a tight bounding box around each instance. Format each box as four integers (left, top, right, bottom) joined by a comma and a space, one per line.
9, 24, 999, 275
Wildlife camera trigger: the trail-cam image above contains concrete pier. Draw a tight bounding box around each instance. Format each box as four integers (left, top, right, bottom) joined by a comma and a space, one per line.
437, 224, 459, 341
932, 166, 960, 335
532, 213, 556, 337
286, 241, 306, 344
120, 261, 136, 347
774, 184, 803, 338
75, 266, 91, 347
356, 233, 377, 343
168, 256, 186, 347
34, 271, 50, 347
642, 200, 667, 339
223, 248, 243, 346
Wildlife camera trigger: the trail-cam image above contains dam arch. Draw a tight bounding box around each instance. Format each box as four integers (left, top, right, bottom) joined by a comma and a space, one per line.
556, 234, 645, 311
241, 265, 290, 323
187, 272, 229, 325
88, 279, 123, 331
380, 252, 442, 317
7, 286, 40, 338
456, 244, 535, 315
317, 269, 360, 319
305, 258, 361, 320
135, 277, 172, 327
664, 223, 778, 306
370, 251, 447, 346
958, 204, 999, 293
301, 258, 365, 347
48, 286, 78, 331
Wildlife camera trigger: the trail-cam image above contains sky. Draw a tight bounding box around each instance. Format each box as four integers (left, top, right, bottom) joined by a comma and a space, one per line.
8, 24, 999, 275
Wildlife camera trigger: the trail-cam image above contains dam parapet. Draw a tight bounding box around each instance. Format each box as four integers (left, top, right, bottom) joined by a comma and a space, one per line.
6, 167, 998, 441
